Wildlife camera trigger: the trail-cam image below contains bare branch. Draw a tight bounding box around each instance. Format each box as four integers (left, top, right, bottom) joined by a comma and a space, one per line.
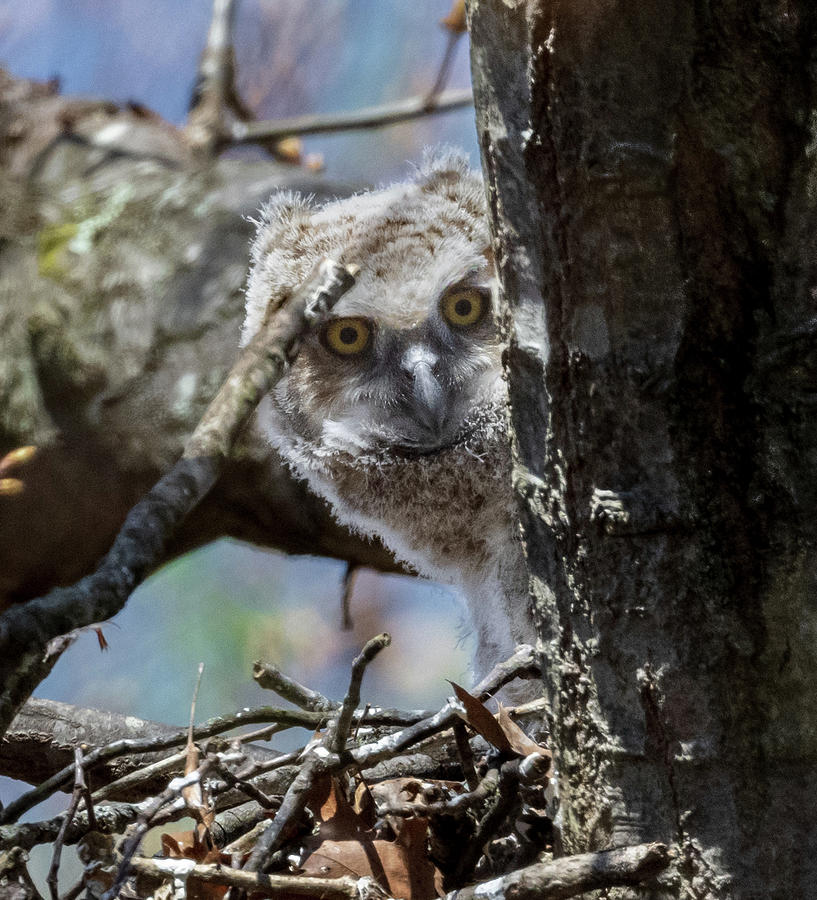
127, 856, 364, 900
445, 842, 672, 900
0, 799, 271, 855
331, 633, 391, 755
102, 764, 216, 900
472, 644, 541, 699
185, 0, 248, 155
454, 759, 520, 884
1, 695, 436, 824
252, 661, 340, 712
229, 88, 473, 145
46, 749, 87, 900
0, 259, 357, 738
0, 804, 142, 854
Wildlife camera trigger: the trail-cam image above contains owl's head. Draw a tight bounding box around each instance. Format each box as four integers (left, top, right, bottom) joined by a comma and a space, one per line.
243, 150, 502, 466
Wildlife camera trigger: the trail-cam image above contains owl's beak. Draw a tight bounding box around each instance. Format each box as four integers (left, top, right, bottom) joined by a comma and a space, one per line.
402, 346, 447, 439
411, 360, 446, 434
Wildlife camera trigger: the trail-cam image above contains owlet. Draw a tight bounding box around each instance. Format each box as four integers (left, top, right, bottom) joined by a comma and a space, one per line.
242, 149, 534, 678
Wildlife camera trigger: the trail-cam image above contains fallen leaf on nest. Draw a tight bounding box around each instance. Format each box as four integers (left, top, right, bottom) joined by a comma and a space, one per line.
449, 682, 513, 753
496, 703, 551, 767
450, 684, 551, 768
307, 775, 368, 840
160, 832, 229, 900
296, 776, 444, 899
298, 819, 443, 900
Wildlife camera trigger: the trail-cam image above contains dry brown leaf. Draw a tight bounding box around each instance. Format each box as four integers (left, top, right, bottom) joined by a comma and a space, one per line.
160, 832, 228, 900
353, 776, 377, 829
307, 775, 367, 840
93, 627, 109, 651
496, 703, 552, 769
449, 682, 513, 753
297, 776, 443, 898
160, 831, 225, 864
440, 0, 466, 34
299, 823, 443, 899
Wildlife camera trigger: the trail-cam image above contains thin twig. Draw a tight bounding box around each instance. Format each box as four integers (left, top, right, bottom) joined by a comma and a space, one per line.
472, 644, 541, 701
229, 88, 473, 145
189, 663, 205, 738
453, 721, 478, 790
454, 759, 520, 885
208, 759, 279, 811
46, 748, 86, 900
236, 723, 285, 743
185, 0, 247, 155
252, 662, 339, 712
331, 634, 391, 755
424, 31, 465, 108
233, 747, 303, 782
102, 764, 215, 900
89, 751, 188, 804
243, 748, 325, 872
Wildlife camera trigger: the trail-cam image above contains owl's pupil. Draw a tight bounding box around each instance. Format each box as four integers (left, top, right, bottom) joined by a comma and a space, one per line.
455, 298, 472, 318
339, 326, 358, 345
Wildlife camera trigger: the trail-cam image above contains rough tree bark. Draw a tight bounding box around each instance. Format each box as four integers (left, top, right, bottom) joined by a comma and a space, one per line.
0, 68, 393, 604
469, 1, 817, 897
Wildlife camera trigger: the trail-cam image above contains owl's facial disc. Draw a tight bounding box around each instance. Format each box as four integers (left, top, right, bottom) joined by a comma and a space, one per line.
272, 274, 501, 459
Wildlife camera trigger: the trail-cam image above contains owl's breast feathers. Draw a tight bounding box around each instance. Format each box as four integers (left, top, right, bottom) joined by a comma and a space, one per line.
258, 394, 516, 587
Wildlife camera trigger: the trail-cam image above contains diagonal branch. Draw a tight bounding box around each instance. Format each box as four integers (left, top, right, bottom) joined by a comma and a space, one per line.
0, 259, 358, 739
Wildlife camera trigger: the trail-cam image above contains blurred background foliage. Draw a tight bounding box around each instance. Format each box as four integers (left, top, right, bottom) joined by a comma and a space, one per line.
1, 0, 478, 180
0, 0, 478, 742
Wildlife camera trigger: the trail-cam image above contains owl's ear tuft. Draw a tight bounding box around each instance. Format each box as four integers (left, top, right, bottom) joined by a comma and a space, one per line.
418, 145, 474, 191
242, 192, 316, 347
248, 192, 312, 268
417, 145, 486, 221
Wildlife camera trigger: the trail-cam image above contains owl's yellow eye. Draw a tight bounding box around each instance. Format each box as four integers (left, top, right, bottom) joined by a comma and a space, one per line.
322, 317, 372, 356
440, 287, 487, 329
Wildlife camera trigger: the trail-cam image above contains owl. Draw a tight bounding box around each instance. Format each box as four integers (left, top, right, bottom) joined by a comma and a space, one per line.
242, 149, 534, 679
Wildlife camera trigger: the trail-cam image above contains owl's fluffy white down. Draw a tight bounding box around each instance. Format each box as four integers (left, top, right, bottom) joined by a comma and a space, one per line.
243, 149, 535, 682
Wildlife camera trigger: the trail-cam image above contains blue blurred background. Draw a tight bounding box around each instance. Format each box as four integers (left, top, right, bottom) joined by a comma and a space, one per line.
0, 0, 480, 753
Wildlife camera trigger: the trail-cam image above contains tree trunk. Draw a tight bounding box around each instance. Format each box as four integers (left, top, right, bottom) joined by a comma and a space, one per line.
468, 1, 817, 897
